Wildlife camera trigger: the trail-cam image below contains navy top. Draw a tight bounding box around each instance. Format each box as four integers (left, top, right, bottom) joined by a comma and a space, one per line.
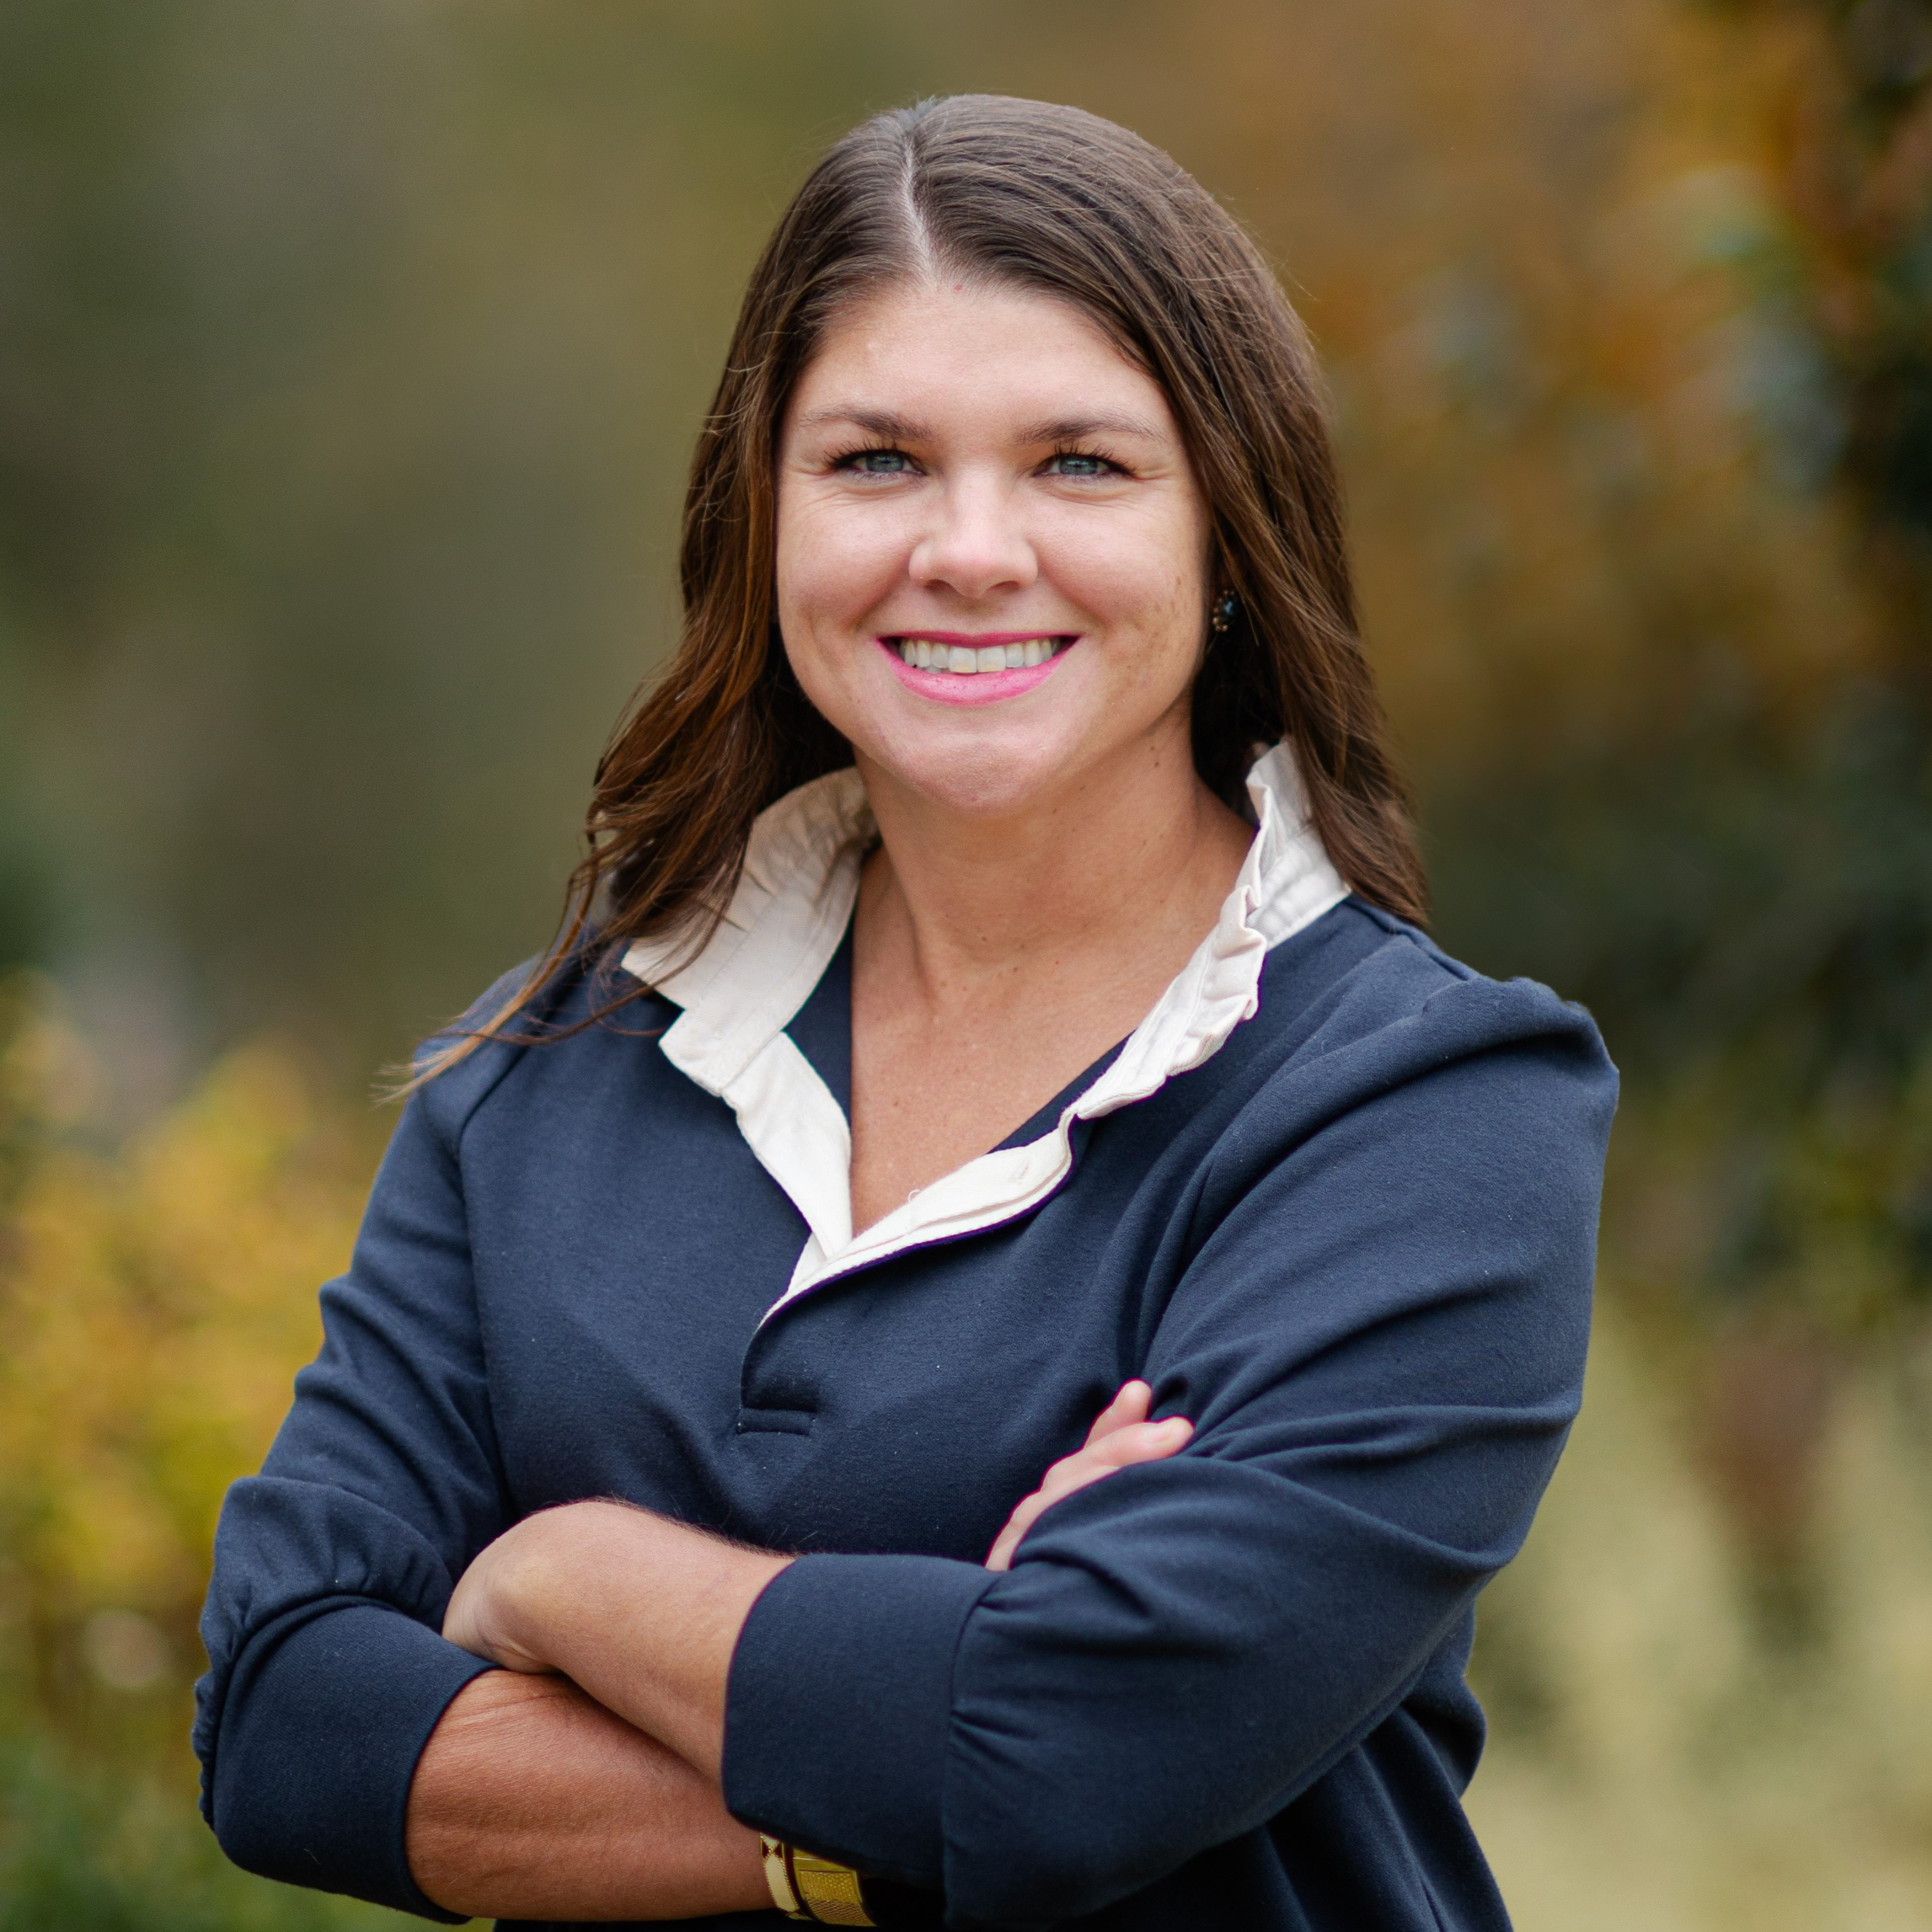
195, 898, 1615, 1931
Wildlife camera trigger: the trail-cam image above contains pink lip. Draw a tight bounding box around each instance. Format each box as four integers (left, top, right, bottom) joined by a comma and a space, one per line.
878, 634, 1074, 706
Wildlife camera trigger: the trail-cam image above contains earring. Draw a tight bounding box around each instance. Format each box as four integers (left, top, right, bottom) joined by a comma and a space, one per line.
1210, 591, 1238, 634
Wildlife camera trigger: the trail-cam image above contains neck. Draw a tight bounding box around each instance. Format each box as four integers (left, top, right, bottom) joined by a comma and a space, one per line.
854, 713, 1253, 1003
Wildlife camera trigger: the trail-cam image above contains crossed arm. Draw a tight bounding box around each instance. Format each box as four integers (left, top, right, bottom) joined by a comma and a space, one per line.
408, 1384, 1191, 1921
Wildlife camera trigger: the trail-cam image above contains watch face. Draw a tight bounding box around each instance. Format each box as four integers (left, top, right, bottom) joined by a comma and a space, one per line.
790, 1850, 876, 1927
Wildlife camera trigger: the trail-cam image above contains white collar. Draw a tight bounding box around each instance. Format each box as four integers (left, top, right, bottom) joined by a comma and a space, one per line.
622, 744, 1346, 1315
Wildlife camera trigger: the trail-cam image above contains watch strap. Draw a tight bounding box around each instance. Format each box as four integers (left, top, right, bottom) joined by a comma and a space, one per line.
760, 1835, 807, 1918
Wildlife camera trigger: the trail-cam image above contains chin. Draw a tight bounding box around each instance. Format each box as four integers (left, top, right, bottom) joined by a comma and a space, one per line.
861, 729, 1082, 821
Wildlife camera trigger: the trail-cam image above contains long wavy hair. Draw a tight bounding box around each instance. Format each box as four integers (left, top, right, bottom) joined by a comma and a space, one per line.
414, 93, 1424, 1082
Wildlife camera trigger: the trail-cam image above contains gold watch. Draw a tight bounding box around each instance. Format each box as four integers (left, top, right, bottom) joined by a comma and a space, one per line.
760, 1835, 876, 1926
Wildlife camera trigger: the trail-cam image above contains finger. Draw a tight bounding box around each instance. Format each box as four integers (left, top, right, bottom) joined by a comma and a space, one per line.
1086, 1415, 1193, 1469
1082, 1380, 1152, 1448
1037, 1418, 1191, 1502
1026, 1420, 1193, 1519
985, 1492, 1044, 1571
986, 1401, 1191, 1574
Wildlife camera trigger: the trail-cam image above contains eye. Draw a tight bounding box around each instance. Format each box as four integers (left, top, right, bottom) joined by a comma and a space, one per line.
1042, 450, 1120, 479
836, 447, 919, 476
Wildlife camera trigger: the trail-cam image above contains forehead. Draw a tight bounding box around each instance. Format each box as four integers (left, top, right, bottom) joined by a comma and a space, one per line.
786, 278, 1176, 436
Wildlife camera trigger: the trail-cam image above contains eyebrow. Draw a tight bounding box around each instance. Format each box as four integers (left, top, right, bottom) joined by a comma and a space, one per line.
792, 406, 935, 441
792, 405, 1168, 444
1020, 412, 1167, 443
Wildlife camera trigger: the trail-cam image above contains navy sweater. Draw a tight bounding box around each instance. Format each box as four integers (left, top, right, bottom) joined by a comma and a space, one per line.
195, 898, 1614, 1931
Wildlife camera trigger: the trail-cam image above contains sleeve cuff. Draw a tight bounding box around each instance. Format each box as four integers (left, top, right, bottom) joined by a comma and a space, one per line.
721, 1552, 995, 1887
204, 1599, 495, 1921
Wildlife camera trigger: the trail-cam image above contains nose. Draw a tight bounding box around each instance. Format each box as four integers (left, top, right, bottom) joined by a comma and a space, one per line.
907, 472, 1037, 600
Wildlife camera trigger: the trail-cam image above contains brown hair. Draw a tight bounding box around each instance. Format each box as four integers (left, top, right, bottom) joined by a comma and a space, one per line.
418, 93, 1423, 1078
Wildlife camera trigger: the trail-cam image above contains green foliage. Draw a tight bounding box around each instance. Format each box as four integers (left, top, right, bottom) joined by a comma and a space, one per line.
1434, 684, 1932, 1084
0, 983, 386, 1925
0, 1736, 408, 1931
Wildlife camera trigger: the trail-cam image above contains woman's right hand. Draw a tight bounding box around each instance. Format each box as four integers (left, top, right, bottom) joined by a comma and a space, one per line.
985, 1380, 1192, 1572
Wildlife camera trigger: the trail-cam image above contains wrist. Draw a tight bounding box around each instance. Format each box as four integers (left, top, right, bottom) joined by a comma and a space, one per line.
547, 1507, 789, 1776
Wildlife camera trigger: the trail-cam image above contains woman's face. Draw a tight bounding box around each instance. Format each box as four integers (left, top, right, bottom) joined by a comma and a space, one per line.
775, 278, 1214, 819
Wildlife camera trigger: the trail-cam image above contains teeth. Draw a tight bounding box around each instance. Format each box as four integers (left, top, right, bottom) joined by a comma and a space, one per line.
899, 639, 1065, 674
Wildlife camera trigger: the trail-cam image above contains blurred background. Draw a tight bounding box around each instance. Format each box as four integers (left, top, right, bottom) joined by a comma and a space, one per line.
2, 1, 1929, 1925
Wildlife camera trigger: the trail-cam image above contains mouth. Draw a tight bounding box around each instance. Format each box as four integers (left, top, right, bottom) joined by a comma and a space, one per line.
877, 633, 1075, 707
887, 634, 1073, 675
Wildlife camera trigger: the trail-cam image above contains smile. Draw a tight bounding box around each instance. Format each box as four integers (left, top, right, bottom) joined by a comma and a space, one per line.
878, 633, 1073, 706
890, 635, 1070, 673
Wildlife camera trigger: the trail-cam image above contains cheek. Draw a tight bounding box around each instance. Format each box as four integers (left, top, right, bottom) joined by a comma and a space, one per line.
1051, 516, 1205, 663
776, 496, 906, 637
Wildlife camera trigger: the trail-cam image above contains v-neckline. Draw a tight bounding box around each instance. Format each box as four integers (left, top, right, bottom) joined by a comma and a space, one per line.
783, 915, 1129, 1156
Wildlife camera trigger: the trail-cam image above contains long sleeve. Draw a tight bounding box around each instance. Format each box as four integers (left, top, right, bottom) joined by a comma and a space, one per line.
194, 1069, 513, 1918
721, 973, 1615, 1928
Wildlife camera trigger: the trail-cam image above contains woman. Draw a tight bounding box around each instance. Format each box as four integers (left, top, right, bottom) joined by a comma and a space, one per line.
196, 95, 1614, 1930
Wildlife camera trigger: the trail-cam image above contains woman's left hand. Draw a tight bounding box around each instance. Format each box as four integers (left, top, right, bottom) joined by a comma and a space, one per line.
985, 1380, 1192, 1572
